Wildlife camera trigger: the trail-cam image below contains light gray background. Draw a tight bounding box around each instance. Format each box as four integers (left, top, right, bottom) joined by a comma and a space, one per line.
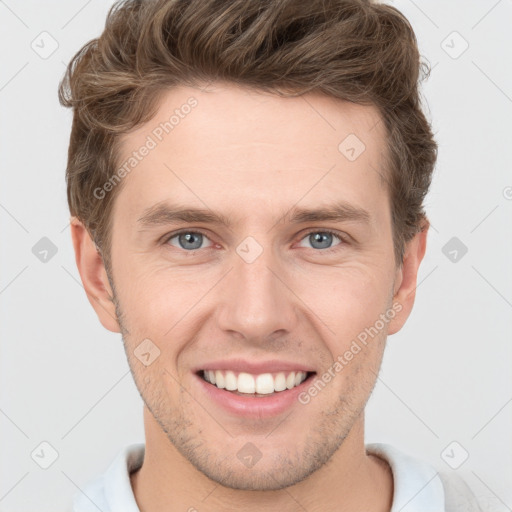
0, 1, 511, 511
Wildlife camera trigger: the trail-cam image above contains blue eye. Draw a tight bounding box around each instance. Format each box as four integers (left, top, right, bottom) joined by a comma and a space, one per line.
298, 230, 343, 251
163, 229, 345, 253
166, 231, 213, 251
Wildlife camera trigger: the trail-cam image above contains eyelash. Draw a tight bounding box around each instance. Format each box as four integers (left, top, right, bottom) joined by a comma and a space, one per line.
162, 228, 348, 253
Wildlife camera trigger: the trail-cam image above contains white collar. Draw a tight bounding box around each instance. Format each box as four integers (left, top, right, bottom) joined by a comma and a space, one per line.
74, 442, 446, 511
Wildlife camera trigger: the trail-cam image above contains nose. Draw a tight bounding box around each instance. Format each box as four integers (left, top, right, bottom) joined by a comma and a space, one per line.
216, 244, 299, 345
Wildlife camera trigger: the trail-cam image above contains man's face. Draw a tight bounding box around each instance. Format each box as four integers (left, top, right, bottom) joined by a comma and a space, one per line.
102, 82, 407, 490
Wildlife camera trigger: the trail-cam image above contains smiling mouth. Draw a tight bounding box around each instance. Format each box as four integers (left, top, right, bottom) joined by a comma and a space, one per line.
198, 369, 316, 396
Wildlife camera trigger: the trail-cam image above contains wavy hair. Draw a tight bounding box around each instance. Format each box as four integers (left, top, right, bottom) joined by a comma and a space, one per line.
59, 0, 437, 271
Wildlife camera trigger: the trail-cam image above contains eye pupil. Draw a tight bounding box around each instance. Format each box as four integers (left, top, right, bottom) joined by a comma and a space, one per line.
310, 232, 333, 250
179, 232, 203, 250
170, 231, 340, 252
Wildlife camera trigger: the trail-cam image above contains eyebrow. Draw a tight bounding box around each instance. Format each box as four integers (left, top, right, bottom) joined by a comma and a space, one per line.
136, 200, 372, 230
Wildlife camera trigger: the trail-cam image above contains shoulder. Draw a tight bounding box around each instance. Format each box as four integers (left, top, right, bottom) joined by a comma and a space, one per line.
438, 470, 510, 512
366, 442, 444, 511
71, 443, 145, 512
366, 443, 506, 512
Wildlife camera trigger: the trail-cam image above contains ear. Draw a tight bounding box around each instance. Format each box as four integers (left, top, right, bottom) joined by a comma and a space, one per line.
387, 219, 429, 335
69, 216, 121, 333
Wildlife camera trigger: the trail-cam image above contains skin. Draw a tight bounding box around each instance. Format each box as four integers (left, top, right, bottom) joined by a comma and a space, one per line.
71, 81, 428, 512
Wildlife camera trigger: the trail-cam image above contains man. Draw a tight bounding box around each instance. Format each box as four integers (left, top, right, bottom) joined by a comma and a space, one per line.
59, 0, 487, 510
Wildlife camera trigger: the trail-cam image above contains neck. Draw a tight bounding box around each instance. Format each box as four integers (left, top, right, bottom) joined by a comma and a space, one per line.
130, 406, 393, 512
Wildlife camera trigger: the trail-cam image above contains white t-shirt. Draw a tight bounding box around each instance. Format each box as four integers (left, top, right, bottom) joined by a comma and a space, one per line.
70, 442, 501, 511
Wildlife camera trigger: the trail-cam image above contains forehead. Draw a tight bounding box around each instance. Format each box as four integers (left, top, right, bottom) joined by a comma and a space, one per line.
115, 82, 389, 223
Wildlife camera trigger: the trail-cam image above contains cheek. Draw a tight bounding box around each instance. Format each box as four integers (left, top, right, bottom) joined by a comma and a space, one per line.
116, 248, 394, 353
113, 273, 172, 335
297, 264, 392, 347
116, 266, 214, 351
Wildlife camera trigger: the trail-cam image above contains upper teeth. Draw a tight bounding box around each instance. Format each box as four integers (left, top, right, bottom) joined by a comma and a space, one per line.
203, 370, 308, 394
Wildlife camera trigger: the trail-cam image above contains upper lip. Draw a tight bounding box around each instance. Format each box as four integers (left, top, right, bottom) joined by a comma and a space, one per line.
193, 358, 316, 375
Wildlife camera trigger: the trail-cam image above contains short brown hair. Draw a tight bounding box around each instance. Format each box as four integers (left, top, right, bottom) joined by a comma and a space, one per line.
59, 0, 437, 272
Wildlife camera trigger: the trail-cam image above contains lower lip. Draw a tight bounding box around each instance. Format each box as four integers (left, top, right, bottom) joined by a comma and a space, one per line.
194, 372, 315, 418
